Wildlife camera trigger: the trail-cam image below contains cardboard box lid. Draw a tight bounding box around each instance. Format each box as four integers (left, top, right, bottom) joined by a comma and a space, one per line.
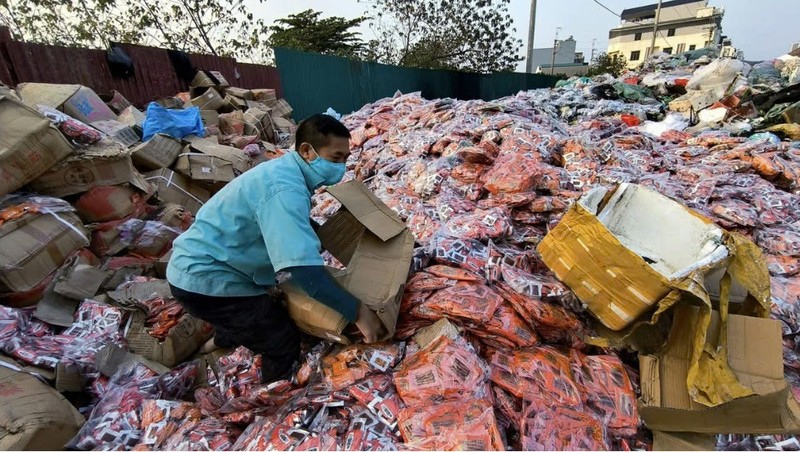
325, 181, 407, 242
0, 365, 85, 450
639, 304, 800, 434
16, 83, 81, 109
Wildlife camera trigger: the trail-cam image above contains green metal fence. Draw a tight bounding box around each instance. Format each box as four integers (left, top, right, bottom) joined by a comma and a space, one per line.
274, 48, 561, 121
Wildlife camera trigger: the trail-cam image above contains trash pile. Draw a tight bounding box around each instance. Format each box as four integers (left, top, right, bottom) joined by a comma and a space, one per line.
0, 46, 799, 451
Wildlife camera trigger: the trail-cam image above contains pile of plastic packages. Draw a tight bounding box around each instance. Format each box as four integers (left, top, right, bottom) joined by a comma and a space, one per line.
2, 47, 800, 451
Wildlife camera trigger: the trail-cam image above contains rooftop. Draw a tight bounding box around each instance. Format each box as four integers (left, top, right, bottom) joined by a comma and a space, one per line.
620, 0, 705, 21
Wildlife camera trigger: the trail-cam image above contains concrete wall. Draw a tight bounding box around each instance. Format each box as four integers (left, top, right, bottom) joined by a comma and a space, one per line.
530, 38, 579, 72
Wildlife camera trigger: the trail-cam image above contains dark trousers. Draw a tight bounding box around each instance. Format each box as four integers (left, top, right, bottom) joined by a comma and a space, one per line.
169, 284, 300, 382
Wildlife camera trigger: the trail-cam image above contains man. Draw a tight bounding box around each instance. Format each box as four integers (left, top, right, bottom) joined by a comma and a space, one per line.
167, 114, 384, 382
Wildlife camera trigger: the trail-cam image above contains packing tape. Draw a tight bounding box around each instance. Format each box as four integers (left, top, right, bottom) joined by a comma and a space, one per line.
40, 208, 90, 245
144, 175, 205, 207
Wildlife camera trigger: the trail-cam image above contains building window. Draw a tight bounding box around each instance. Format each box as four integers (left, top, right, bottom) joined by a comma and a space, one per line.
664, 47, 673, 55
667, 28, 676, 37
677, 43, 686, 53
689, 44, 697, 51
634, 32, 642, 41
630, 50, 641, 61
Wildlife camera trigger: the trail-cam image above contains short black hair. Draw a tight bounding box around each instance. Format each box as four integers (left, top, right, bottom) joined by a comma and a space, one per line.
295, 114, 351, 151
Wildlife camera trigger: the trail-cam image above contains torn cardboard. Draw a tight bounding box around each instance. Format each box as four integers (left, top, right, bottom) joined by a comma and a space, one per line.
188, 137, 252, 174
30, 140, 150, 197
0, 365, 85, 450
144, 168, 209, 214
100, 90, 132, 114
107, 279, 172, 307
94, 344, 170, 377
126, 311, 213, 367
639, 304, 800, 434
0, 94, 74, 196
0, 210, 88, 293
131, 134, 183, 171
413, 318, 462, 349
117, 105, 146, 128
282, 181, 414, 343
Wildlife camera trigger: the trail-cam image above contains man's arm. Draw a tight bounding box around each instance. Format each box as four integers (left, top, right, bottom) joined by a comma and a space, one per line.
285, 265, 359, 321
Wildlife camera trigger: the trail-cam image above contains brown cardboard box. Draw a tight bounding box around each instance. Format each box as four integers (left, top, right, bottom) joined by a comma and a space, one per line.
127, 311, 214, 367
17, 83, 118, 125
652, 431, 716, 451
200, 110, 220, 127
244, 107, 276, 142
30, 140, 151, 197
225, 87, 254, 100
190, 70, 230, 90
144, 168, 210, 215
282, 181, 415, 343
91, 119, 141, 148
0, 210, 88, 293
251, 89, 277, 104
117, 105, 146, 128
100, 90, 132, 114
538, 183, 744, 331
191, 87, 226, 111
272, 116, 296, 134
639, 304, 800, 434
271, 99, 293, 119
226, 94, 248, 111
0, 365, 85, 450
0, 94, 74, 196
131, 134, 183, 171
174, 153, 236, 183
74, 185, 141, 223
188, 137, 252, 174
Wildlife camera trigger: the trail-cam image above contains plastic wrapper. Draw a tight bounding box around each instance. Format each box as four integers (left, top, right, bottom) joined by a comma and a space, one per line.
520, 406, 609, 451
397, 398, 504, 451
767, 255, 800, 277
135, 400, 203, 450
321, 343, 405, 391
37, 104, 103, 144
159, 417, 241, 451
490, 346, 582, 409
394, 335, 490, 405
410, 281, 503, 325
442, 207, 512, 241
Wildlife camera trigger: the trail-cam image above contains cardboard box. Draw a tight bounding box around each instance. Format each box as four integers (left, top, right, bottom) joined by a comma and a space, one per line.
0, 365, 85, 450
0, 210, 88, 293
538, 183, 731, 331
127, 311, 213, 367
639, 304, 800, 434
117, 105, 146, 128
251, 89, 277, 104
200, 110, 220, 127
0, 95, 74, 196
174, 153, 236, 183
191, 87, 226, 111
225, 87, 254, 100
244, 107, 276, 142
271, 99, 293, 119
226, 94, 248, 110
131, 134, 183, 171
652, 431, 716, 451
100, 90, 132, 114
91, 119, 141, 148
272, 116, 296, 133
17, 83, 117, 125
144, 168, 210, 214
413, 318, 462, 349
188, 137, 252, 174
30, 140, 151, 197
282, 181, 415, 343
190, 70, 230, 90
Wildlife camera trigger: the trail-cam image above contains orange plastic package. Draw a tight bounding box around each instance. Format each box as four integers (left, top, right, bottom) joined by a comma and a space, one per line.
410, 282, 503, 325
135, 400, 203, 450
520, 406, 609, 451
398, 398, 504, 451
490, 346, 582, 409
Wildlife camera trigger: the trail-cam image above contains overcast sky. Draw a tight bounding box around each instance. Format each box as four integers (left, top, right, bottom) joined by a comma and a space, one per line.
254, 0, 799, 70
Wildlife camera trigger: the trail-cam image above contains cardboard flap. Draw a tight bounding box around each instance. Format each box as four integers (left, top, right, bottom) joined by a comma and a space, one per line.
326, 181, 406, 241
17, 83, 80, 109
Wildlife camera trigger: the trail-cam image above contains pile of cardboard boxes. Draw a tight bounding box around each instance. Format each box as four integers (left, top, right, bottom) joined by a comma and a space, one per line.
0, 75, 299, 448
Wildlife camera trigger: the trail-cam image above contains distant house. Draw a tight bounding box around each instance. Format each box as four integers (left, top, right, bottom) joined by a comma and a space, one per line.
607, 0, 725, 69
529, 36, 589, 76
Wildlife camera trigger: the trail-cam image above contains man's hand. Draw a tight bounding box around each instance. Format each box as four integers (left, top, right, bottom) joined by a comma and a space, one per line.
355, 303, 384, 344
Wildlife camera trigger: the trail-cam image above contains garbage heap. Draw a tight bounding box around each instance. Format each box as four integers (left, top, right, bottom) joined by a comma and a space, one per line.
0, 47, 799, 451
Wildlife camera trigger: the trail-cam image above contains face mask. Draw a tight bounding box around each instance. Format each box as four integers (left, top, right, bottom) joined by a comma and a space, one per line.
307, 145, 346, 186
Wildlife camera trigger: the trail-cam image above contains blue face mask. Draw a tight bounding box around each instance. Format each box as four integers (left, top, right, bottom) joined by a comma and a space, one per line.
307, 145, 346, 186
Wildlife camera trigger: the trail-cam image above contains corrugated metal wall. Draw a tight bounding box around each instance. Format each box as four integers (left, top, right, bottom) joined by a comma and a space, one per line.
0, 31, 282, 108
274, 47, 561, 120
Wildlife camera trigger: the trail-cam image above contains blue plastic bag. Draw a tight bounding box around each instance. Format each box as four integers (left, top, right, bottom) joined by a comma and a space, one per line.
142, 102, 205, 141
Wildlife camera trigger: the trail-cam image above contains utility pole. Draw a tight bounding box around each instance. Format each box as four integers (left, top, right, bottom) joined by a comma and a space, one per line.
525, 0, 537, 73
591, 38, 597, 62
649, 0, 663, 58
550, 27, 561, 75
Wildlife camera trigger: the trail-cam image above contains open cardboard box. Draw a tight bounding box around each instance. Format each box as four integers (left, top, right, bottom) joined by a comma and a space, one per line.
282, 181, 414, 344
17, 83, 118, 125
539, 183, 743, 331
639, 304, 800, 434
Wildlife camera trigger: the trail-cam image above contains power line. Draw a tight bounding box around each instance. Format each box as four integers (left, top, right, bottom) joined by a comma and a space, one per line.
591, 0, 621, 18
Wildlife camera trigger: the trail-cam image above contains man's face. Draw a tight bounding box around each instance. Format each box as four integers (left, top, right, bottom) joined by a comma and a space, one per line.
299, 136, 350, 164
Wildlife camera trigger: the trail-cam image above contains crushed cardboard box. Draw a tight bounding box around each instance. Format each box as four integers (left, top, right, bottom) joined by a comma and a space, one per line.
225, 87, 254, 100
639, 304, 800, 434
30, 140, 151, 197
0, 210, 88, 293
191, 87, 226, 111
100, 90, 132, 114
174, 153, 236, 183
0, 365, 85, 450
131, 134, 183, 171
187, 137, 252, 174
74, 185, 143, 223
90, 119, 141, 148
0, 94, 74, 196
144, 168, 209, 215
282, 181, 414, 343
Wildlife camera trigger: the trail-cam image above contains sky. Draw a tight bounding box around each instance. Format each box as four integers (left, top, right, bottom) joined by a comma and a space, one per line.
253, 0, 799, 71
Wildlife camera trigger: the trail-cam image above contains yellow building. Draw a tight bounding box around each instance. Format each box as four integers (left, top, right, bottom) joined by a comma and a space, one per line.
607, 0, 724, 69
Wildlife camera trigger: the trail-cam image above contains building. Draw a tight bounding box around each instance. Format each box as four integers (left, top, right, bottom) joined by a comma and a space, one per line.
529, 36, 589, 75
607, 0, 725, 69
